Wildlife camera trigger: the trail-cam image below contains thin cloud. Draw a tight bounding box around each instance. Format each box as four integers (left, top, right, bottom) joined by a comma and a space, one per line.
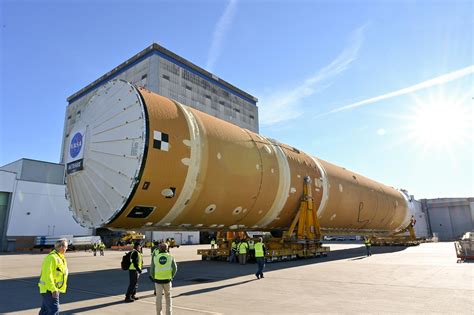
260, 24, 368, 126
317, 65, 474, 117
206, 0, 238, 72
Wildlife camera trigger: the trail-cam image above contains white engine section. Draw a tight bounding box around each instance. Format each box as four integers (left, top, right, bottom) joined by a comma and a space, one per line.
65, 80, 147, 227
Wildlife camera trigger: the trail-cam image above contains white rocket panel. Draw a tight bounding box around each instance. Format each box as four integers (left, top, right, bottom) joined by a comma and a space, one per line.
65, 80, 147, 228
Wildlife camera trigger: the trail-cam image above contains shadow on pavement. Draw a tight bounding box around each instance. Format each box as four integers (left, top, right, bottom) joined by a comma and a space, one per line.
173, 279, 256, 297
61, 300, 125, 314
0, 245, 406, 313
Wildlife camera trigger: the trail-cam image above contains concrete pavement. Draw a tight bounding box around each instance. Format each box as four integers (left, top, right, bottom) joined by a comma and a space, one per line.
0, 242, 472, 314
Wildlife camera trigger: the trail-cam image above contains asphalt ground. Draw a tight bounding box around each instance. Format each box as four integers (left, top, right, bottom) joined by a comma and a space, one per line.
0, 242, 472, 314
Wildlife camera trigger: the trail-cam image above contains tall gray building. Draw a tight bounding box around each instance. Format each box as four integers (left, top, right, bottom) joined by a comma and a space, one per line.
62, 43, 259, 162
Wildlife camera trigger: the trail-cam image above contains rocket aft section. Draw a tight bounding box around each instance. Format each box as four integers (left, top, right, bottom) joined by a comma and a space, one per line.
65, 80, 414, 235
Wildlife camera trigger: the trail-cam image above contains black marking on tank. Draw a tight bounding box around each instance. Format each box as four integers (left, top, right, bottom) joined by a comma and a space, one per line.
153, 131, 169, 151
128, 206, 155, 218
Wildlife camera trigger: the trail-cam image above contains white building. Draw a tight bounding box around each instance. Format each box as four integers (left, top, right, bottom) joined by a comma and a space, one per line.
62, 43, 259, 163
0, 159, 92, 251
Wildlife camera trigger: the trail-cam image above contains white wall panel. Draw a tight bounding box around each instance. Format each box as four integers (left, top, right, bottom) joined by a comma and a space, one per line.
0, 171, 16, 192
6, 180, 91, 236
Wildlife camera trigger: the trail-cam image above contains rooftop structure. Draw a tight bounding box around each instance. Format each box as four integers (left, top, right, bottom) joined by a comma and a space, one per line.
61, 44, 259, 162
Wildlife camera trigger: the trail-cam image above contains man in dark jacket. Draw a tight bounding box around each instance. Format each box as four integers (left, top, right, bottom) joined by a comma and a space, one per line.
125, 242, 143, 302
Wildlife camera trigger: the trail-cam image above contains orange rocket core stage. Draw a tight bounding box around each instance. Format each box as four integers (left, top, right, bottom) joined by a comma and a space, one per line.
65, 80, 414, 235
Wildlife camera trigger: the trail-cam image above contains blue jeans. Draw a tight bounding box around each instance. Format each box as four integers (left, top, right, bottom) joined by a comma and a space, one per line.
229, 250, 236, 263
256, 257, 265, 278
39, 291, 59, 315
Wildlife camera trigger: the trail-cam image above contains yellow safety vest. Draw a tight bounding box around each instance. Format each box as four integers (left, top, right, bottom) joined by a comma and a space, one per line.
238, 242, 248, 254
153, 253, 173, 280
129, 250, 143, 270
38, 250, 68, 293
249, 240, 255, 250
254, 242, 265, 257
365, 240, 371, 247
211, 239, 216, 245
231, 241, 237, 250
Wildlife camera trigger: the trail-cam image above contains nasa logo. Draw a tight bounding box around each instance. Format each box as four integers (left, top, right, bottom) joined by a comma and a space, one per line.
159, 256, 168, 265
70, 132, 83, 158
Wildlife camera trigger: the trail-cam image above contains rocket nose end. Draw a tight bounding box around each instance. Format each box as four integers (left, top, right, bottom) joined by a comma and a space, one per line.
64, 80, 147, 228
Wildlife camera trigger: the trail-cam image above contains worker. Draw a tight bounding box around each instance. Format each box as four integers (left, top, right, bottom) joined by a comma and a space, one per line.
210, 238, 216, 249
125, 242, 143, 302
38, 239, 69, 314
99, 241, 105, 256
364, 237, 372, 256
150, 242, 177, 315
238, 239, 249, 265
254, 237, 266, 279
151, 241, 159, 255
248, 239, 255, 262
229, 238, 237, 263
92, 242, 97, 256
150, 241, 160, 296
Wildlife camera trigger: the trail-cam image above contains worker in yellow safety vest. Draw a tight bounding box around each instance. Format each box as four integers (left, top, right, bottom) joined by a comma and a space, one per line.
364, 237, 372, 256
92, 242, 98, 256
254, 237, 266, 279
38, 239, 69, 314
248, 239, 255, 262
99, 242, 105, 256
150, 242, 177, 315
125, 242, 143, 302
210, 238, 216, 249
229, 239, 238, 263
238, 240, 249, 265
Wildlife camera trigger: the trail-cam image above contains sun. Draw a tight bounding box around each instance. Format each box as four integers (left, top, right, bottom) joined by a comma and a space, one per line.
404, 92, 473, 153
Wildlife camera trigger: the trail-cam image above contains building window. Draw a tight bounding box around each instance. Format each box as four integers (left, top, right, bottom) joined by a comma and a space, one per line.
162, 74, 170, 81
205, 94, 211, 99
233, 108, 240, 113
141, 74, 147, 80
249, 114, 254, 120
186, 85, 192, 91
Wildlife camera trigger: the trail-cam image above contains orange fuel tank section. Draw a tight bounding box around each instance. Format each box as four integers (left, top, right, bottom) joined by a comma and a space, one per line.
65, 80, 414, 235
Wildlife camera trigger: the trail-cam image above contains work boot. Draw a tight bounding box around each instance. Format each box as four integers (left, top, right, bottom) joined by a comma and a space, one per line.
132, 296, 139, 300
124, 298, 134, 303
255, 273, 259, 279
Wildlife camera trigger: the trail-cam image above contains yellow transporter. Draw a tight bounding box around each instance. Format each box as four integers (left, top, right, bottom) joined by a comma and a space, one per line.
65, 80, 416, 259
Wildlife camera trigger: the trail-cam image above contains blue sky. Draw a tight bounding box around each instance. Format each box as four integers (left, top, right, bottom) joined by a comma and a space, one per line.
1, 0, 473, 198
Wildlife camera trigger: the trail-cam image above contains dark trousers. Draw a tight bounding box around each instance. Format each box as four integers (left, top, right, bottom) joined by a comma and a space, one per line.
256, 257, 265, 278
126, 270, 139, 298
229, 249, 237, 263
366, 245, 372, 256
39, 291, 59, 315
248, 249, 255, 262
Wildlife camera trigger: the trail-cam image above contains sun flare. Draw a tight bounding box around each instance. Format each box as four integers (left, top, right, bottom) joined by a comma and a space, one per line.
405, 92, 473, 153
